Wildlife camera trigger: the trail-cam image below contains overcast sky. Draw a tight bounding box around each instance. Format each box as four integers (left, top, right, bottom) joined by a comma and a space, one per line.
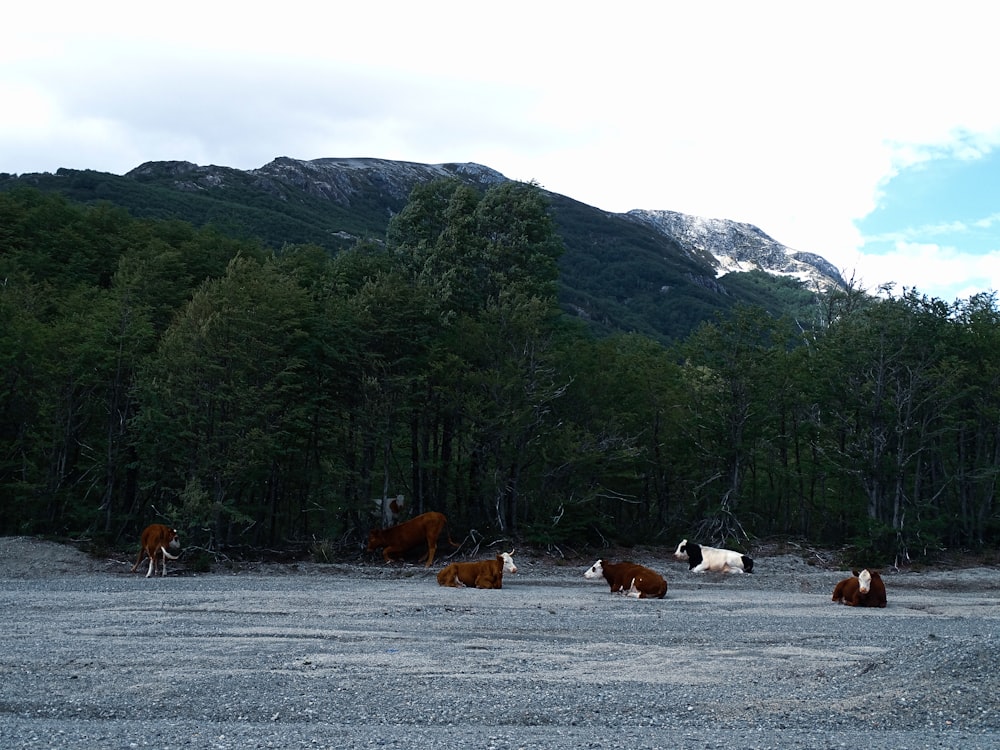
4, 1, 998, 302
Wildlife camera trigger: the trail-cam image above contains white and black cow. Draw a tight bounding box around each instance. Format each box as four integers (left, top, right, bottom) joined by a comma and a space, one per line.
673, 539, 753, 574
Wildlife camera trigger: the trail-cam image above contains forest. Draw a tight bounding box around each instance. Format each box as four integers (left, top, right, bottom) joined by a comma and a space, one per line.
1, 181, 998, 566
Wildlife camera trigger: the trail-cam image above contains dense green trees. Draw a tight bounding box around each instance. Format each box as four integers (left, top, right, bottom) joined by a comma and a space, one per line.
0, 185, 997, 563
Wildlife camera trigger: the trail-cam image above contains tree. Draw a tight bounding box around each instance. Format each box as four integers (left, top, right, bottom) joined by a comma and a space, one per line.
946, 293, 1000, 548
386, 179, 567, 532
389, 179, 562, 316
675, 305, 798, 544
134, 255, 313, 547
815, 291, 964, 561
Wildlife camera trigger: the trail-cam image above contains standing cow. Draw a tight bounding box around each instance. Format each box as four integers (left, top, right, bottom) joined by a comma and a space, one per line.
367, 511, 458, 567
372, 494, 405, 527
131, 524, 181, 578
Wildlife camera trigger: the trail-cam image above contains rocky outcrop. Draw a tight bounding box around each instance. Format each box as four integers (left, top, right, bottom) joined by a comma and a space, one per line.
627, 208, 845, 292
128, 157, 508, 209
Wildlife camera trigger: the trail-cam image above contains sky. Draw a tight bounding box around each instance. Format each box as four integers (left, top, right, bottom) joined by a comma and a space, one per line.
4, 1, 998, 302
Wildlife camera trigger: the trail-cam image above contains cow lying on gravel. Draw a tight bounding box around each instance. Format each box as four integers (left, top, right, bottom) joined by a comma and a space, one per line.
673, 539, 754, 574
583, 559, 667, 599
832, 569, 887, 608
130, 524, 180, 578
436, 551, 517, 589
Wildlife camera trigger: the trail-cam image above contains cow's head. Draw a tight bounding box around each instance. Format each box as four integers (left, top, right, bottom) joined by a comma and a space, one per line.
166, 529, 180, 550
583, 559, 604, 579
857, 568, 872, 594
499, 550, 517, 575
673, 539, 689, 560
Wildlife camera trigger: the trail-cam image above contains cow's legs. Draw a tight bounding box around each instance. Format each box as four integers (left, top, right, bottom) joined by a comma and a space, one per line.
131, 549, 148, 573
144, 545, 178, 577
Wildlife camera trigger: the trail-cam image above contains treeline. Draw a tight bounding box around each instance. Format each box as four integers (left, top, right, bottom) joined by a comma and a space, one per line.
1, 183, 997, 563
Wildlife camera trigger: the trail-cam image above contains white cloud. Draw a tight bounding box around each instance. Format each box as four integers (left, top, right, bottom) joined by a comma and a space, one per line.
3, 2, 1000, 299
972, 213, 1000, 230
860, 241, 1000, 301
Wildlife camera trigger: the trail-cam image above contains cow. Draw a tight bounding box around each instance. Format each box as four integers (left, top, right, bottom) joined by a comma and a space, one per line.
130, 524, 180, 578
367, 511, 457, 567
832, 569, 887, 608
583, 559, 668, 599
372, 494, 405, 527
436, 551, 517, 589
673, 539, 753, 574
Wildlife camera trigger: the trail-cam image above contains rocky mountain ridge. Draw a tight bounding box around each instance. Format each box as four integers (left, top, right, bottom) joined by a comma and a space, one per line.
628, 208, 845, 292
126, 157, 844, 293
4, 156, 842, 342
128, 157, 507, 210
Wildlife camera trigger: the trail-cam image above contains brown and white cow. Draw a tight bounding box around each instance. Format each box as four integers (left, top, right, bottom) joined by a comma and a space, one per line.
130, 524, 180, 578
367, 511, 458, 567
372, 494, 405, 527
436, 551, 517, 589
583, 559, 668, 599
832, 569, 887, 608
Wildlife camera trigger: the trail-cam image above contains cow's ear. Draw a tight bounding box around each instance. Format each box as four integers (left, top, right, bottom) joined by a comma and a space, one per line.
851, 570, 861, 576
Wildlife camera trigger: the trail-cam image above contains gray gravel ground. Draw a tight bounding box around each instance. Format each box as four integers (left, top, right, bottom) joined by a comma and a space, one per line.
0, 537, 998, 749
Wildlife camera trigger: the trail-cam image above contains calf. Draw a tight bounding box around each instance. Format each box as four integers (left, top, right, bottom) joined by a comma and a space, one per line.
437, 551, 517, 589
130, 524, 180, 578
832, 569, 887, 608
583, 559, 667, 599
367, 511, 458, 567
673, 539, 753, 574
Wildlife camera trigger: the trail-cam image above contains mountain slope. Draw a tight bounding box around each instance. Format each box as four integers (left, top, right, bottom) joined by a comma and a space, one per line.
1, 157, 841, 342
628, 208, 845, 293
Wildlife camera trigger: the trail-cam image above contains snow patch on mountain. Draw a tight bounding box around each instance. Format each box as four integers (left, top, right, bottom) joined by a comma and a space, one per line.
627, 209, 845, 292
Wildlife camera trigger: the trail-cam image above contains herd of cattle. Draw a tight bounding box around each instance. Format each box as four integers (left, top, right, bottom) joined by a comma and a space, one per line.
131, 512, 888, 608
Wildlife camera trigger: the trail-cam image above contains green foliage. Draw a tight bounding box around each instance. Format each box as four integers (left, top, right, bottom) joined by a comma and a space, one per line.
1, 182, 998, 561
3, 165, 822, 345
1, 167, 374, 252
845, 519, 897, 568
520, 499, 612, 549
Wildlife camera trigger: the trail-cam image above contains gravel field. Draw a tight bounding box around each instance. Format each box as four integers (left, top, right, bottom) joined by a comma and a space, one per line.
1, 536, 998, 749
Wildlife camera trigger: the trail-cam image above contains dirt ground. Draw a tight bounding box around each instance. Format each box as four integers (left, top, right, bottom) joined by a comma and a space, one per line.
1, 536, 998, 749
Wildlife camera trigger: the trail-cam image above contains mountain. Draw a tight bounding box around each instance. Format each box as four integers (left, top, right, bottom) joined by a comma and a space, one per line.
1, 157, 843, 342
627, 209, 844, 293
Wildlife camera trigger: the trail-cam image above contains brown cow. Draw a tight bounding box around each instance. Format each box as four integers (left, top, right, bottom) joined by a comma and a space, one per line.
131, 524, 180, 578
437, 551, 517, 589
367, 511, 457, 567
832, 569, 887, 608
584, 558, 668, 599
